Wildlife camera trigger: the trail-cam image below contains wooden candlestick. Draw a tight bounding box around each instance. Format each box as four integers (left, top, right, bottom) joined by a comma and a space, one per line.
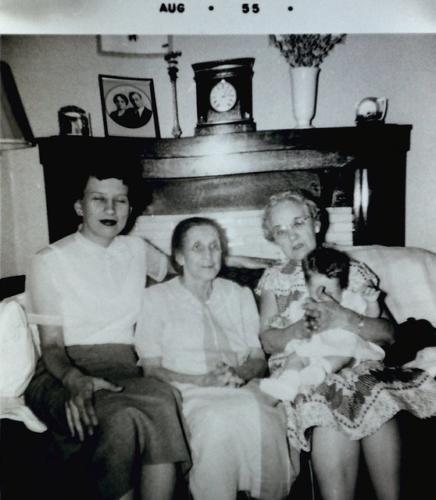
165, 50, 182, 138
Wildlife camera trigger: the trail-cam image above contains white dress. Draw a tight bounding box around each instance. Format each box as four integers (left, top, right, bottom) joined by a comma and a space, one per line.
136, 277, 297, 500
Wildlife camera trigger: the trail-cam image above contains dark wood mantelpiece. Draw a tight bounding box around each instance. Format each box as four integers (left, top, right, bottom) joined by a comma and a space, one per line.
37, 124, 411, 246
38, 125, 411, 177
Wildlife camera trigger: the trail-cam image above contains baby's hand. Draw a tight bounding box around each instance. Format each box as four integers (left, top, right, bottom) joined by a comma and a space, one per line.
215, 362, 245, 388
361, 286, 379, 302
268, 314, 292, 329
303, 300, 321, 334
226, 374, 245, 388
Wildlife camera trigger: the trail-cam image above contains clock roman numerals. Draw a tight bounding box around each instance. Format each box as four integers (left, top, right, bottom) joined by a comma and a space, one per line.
209, 79, 237, 112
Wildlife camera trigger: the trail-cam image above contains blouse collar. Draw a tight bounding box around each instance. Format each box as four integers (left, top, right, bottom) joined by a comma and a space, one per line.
175, 276, 217, 306
74, 231, 120, 255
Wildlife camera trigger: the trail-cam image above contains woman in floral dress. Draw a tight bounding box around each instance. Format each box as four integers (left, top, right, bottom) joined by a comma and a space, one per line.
257, 190, 436, 500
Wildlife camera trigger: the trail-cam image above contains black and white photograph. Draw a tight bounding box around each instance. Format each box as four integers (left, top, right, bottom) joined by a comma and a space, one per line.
1, 3, 436, 500
99, 74, 160, 137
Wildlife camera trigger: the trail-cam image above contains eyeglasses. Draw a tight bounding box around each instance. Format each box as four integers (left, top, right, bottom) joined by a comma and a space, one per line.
271, 215, 311, 239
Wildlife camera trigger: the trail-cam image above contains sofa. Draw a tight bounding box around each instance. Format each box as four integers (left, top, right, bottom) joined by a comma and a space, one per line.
2, 244, 436, 499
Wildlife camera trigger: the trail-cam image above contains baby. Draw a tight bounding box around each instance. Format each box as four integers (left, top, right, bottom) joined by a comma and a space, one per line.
260, 247, 385, 401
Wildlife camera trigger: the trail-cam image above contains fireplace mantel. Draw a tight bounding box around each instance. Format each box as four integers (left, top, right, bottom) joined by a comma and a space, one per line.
37, 124, 411, 247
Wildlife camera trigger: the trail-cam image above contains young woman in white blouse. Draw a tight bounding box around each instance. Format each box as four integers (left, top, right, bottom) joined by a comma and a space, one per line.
24, 164, 190, 500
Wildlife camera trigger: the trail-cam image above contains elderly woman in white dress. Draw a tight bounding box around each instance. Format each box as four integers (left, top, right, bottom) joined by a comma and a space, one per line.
135, 217, 298, 500
24, 164, 190, 500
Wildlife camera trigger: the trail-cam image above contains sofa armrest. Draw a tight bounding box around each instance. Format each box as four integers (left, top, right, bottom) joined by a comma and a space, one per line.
343, 245, 436, 326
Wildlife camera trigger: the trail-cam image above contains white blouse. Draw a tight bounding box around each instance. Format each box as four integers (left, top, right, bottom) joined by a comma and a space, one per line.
26, 232, 167, 346
135, 277, 262, 375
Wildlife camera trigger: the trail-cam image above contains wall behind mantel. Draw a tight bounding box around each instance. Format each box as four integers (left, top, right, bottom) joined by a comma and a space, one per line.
2, 34, 436, 257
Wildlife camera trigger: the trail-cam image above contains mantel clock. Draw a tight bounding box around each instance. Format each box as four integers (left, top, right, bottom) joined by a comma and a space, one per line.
192, 58, 256, 136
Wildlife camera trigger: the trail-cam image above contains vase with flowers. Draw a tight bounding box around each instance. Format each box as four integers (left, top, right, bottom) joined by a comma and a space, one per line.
271, 34, 346, 128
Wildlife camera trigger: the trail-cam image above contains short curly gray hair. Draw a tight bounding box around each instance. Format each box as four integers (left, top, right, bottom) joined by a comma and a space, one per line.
262, 189, 320, 242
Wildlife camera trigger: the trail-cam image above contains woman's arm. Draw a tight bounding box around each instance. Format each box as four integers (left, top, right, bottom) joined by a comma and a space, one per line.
225, 255, 279, 269
39, 325, 122, 441
303, 299, 395, 346
28, 250, 121, 441
260, 322, 311, 354
143, 239, 176, 281
232, 352, 267, 382
359, 284, 382, 318
365, 300, 381, 318
140, 357, 239, 387
259, 290, 311, 354
39, 324, 81, 382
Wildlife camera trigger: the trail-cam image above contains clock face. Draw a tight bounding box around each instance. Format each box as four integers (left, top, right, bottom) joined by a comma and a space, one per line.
209, 79, 237, 113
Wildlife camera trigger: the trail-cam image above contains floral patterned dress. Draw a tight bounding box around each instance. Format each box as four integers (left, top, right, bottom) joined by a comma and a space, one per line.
257, 259, 436, 451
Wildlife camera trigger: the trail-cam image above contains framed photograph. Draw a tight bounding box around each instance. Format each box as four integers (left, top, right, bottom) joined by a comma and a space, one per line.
98, 74, 160, 138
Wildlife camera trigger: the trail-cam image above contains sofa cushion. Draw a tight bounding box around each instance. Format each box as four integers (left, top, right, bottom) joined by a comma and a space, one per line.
345, 245, 436, 326
0, 300, 47, 432
0, 301, 38, 398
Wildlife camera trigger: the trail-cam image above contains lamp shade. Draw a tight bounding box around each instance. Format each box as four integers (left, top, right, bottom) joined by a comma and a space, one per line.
1, 60, 35, 150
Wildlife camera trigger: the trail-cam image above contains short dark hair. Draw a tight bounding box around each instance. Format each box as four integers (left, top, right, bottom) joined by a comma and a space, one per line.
129, 91, 142, 102
170, 217, 228, 274
75, 162, 143, 234
302, 247, 351, 289
76, 163, 134, 201
113, 93, 128, 105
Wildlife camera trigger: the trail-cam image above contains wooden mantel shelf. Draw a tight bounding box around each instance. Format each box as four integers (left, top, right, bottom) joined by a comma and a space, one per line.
37, 124, 411, 246
37, 124, 411, 179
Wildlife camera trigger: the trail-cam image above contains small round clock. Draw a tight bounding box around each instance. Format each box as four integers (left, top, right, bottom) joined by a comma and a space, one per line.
192, 58, 256, 136
209, 79, 237, 112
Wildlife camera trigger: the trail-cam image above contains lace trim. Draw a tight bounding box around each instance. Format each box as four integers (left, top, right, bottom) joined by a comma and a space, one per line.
256, 259, 380, 298
256, 264, 307, 297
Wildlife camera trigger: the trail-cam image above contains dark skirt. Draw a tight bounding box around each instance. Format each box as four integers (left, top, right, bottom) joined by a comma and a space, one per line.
25, 344, 191, 500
